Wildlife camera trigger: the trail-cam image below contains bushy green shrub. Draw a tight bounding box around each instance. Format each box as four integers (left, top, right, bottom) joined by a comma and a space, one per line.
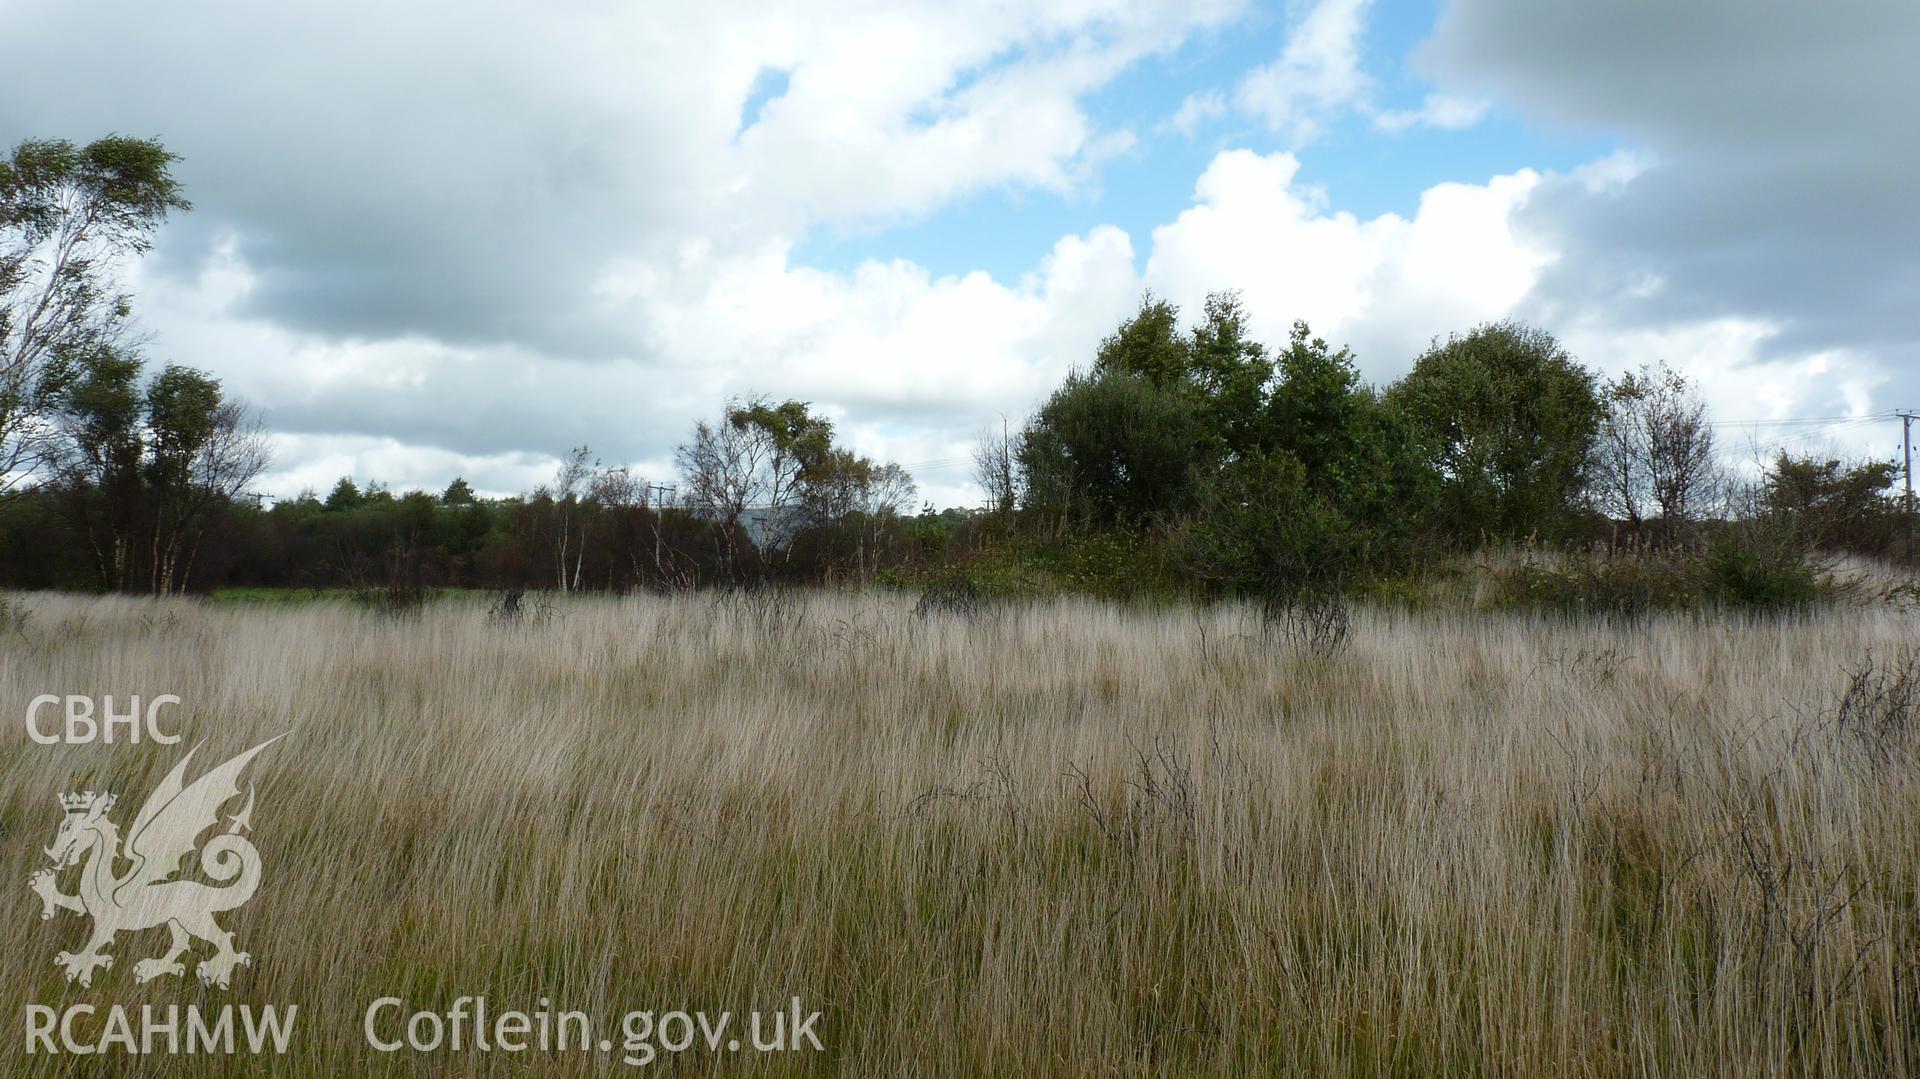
1018, 368, 1205, 528
1035, 531, 1185, 602
1703, 539, 1820, 612
913, 564, 991, 618
1485, 541, 1827, 618
1176, 452, 1340, 592
1484, 558, 1684, 618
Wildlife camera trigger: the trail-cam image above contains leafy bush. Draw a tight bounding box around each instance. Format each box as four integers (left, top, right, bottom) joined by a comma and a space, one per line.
914, 564, 991, 619
1569, 554, 1698, 617
1174, 451, 1359, 595
1392, 320, 1603, 544
1029, 530, 1184, 602
1484, 541, 1826, 618
1017, 367, 1204, 528
1703, 539, 1820, 612
1350, 573, 1442, 610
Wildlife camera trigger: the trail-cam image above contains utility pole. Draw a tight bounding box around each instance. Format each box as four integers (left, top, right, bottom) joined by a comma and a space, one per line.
645, 483, 677, 577
1901, 411, 1916, 573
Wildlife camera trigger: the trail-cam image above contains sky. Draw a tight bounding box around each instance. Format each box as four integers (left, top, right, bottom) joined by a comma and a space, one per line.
2, 0, 1915, 508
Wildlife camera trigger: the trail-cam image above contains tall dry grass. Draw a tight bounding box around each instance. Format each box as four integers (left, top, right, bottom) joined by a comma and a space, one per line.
1, 589, 1917, 1075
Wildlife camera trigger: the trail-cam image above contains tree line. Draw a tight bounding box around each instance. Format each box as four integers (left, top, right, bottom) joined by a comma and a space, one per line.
0, 136, 1905, 601
970, 291, 1904, 605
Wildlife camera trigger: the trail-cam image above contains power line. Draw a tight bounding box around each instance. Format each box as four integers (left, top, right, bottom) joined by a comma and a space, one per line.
1732, 416, 1885, 457
1707, 412, 1893, 428
894, 455, 974, 469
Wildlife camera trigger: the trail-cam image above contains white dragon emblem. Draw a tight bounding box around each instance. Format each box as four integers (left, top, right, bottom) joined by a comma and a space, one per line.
28, 736, 284, 989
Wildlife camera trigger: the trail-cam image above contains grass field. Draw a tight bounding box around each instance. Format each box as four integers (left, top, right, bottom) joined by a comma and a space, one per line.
2, 590, 1918, 1075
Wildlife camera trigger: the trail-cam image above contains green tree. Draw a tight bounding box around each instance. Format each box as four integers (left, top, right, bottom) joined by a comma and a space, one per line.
142, 365, 265, 594
677, 395, 837, 570
1018, 368, 1203, 530
1391, 321, 1601, 543
1271, 324, 1435, 565
1185, 292, 1273, 460
1177, 451, 1334, 592
54, 347, 146, 589
1018, 299, 1438, 593
1093, 291, 1275, 461
1024, 290, 1279, 530
1092, 293, 1189, 388
2, 137, 189, 494
1267, 322, 1366, 493
1174, 323, 1433, 596
53, 355, 266, 593
324, 477, 364, 511
1761, 452, 1900, 553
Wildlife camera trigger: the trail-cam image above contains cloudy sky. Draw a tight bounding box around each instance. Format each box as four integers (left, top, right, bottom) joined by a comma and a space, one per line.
3, 0, 1914, 506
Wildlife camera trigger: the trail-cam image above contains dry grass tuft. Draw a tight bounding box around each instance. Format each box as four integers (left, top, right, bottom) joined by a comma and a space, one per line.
1, 590, 1917, 1074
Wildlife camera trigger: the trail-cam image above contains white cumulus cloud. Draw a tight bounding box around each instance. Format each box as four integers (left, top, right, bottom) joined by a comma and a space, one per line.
1233, 0, 1373, 143
1142, 149, 1548, 379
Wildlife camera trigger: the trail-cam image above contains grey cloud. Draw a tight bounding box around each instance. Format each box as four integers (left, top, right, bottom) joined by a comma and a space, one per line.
1422, 1, 1920, 391
0, 0, 1216, 357
0, 0, 1229, 499
0, 0, 701, 355
256, 368, 678, 466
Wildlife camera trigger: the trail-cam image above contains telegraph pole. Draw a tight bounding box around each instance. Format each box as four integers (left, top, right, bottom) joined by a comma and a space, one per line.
645, 483, 677, 576
1901, 411, 1916, 572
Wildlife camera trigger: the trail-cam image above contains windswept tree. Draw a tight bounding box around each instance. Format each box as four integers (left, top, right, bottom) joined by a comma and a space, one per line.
676, 395, 833, 567
675, 395, 917, 578
727, 396, 833, 556
2, 137, 189, 494
1761, 452, 1900, 553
